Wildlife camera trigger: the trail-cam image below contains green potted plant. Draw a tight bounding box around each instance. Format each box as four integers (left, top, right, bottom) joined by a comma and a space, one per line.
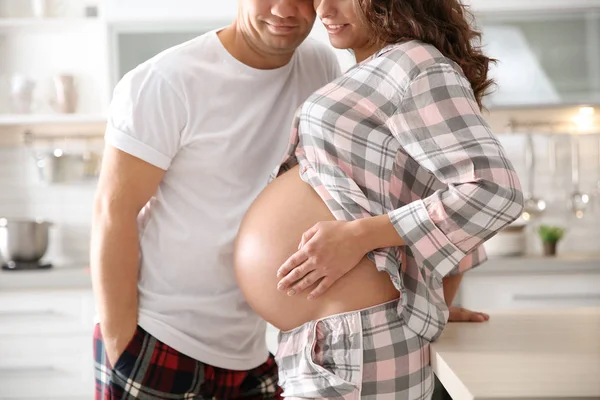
537, 225, 566, 256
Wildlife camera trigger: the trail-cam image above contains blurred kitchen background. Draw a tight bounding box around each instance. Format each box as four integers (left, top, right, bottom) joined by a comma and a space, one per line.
0, 0, 599, 398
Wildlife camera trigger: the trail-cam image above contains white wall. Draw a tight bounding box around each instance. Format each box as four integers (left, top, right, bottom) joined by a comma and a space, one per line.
497, 133, 600, 255
1, 130, 599, 268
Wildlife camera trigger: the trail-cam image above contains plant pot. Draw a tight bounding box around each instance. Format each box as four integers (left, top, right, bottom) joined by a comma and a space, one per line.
543, 241, 558, 256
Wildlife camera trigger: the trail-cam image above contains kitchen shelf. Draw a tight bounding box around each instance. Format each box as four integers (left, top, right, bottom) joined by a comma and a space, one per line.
0, 18, 103, 32
0, 113, 106, 126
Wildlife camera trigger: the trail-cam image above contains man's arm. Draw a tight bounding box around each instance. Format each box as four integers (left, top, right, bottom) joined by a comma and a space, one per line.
90, 145, 165, 366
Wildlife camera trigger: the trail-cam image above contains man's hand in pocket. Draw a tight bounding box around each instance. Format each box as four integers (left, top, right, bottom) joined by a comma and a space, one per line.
102, 323, 138, 367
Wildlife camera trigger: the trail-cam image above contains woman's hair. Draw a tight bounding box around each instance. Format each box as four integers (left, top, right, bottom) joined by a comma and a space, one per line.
355, 0, 494, 109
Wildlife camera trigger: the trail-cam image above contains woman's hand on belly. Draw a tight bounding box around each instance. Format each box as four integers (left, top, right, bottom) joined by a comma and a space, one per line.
277, 214, 406, 299
276, 220, 370, 299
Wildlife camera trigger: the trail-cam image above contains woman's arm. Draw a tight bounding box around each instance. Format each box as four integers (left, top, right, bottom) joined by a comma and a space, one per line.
277, 63, 523, 298
444, 274, 490, 322
443, 273, 463, 306
359, 63, 523, 278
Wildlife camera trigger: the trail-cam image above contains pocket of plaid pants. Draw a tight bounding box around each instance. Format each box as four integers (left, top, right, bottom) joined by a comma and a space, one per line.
276, 315, 362, 399
308, 315, 363, 390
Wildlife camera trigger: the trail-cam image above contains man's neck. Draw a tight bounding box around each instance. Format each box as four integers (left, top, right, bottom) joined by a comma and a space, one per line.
217, 23, 294, 70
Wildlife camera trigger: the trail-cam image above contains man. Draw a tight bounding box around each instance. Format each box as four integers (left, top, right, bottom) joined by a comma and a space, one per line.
90, 0, 340, 398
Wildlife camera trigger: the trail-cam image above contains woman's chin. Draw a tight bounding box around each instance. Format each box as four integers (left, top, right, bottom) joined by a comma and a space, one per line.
327, 37, 352, 50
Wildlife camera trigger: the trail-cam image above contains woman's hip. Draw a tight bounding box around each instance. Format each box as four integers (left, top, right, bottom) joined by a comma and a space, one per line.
275, 299, 434, 399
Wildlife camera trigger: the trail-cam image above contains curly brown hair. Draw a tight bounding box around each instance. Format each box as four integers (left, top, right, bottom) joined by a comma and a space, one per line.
355, 0, 494, 110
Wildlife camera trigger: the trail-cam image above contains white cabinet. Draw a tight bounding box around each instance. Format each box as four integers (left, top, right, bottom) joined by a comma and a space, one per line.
107, 21, 226, 88
466, 0, 600, 109
460, 273, 600, 310
0, 289, 95, 400
0, 1, 109, 119
106, 19, 356, 91
477, 8, 600, 108
103, 0, 237, 22
468, 0, 600, 13
104, 0, 600, 22
458, 258, 600, 311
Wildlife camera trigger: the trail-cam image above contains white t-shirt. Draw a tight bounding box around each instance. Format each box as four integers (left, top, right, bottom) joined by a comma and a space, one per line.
104, 30, 340, 370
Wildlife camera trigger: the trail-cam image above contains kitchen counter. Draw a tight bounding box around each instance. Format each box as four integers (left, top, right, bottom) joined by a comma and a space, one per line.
0, 264, 91, 291
431, 308, 600, 399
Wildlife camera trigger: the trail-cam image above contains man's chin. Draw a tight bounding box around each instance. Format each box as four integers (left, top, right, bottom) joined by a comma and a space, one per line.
264, 38, 304, 54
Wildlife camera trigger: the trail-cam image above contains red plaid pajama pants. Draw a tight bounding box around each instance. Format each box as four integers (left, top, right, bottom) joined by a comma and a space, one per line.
93, 324, 282, 399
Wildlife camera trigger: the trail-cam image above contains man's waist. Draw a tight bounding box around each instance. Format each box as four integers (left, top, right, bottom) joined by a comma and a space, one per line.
137, 311, 268, 369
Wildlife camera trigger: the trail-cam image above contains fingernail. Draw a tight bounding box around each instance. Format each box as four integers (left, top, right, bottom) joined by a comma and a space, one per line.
287, 290, 295, 296
307, 295, 314, 301
276, 271, 282, 278
277, 284, 284, 291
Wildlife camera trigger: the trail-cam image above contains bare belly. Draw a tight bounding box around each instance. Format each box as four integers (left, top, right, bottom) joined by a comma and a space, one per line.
234, 165, 399, 331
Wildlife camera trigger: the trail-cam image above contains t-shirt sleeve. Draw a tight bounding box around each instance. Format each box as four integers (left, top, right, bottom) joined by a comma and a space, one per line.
104, 63, 187, 170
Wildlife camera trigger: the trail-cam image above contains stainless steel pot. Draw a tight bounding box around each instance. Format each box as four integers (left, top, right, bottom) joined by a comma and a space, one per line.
0, 218, 51, 263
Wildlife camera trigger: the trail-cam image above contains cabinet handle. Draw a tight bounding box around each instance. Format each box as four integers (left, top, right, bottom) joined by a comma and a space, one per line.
0, 309, 62, 317
513, 293, 600, 302
0, 366, 55, 373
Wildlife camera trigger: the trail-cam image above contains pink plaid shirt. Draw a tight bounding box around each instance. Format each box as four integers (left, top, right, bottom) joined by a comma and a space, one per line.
273, 40, 523, 341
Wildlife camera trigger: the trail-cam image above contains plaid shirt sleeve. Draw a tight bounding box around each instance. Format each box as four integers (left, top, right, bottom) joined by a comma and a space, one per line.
387, 64, 523, 279
270, 108, 302, 182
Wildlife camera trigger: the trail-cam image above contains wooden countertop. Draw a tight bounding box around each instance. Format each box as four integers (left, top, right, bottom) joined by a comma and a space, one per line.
431, 308, 600, 399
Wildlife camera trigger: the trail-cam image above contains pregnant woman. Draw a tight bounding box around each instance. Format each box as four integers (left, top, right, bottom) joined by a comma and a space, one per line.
235, 0, 523, 398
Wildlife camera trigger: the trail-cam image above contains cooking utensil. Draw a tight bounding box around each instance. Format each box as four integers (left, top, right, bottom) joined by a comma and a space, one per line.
593, 135, 600, 212
569, 135, 590, 218
522, 133, 546, 220
0, 218, 51, 264
24, 131, 100, 184
34, 149, 88, 184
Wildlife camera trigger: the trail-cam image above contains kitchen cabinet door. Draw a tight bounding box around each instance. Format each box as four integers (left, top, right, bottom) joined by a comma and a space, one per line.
108, 21, 225, 88
476, 9, 600, 108
0, 289, 94, 400
459, 272, 600, 310
103, 0, 237, 22
468, 0, 600, 13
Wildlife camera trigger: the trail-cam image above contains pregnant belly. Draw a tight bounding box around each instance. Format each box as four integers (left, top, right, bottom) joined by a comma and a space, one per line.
234, 165, 399, 331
